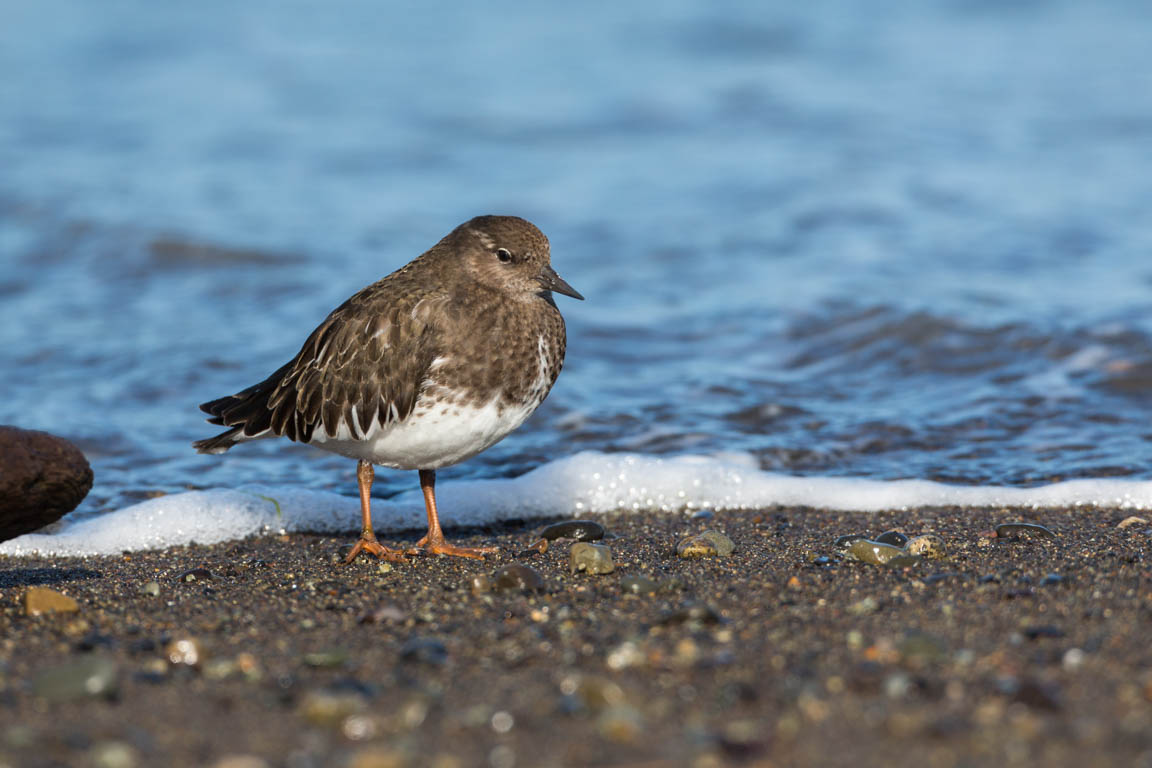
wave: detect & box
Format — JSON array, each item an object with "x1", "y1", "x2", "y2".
[{"x1": 4, "y1": 451, "x2": 1152, "y2": 557}]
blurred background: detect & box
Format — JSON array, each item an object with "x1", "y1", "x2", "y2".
[{"x1": 3, "y1": 0, "x2": 1152, "y2": 518}]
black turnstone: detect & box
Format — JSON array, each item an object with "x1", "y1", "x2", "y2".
[{"x1": 193, "y1": 215, "x2": 582, "y2": 562}]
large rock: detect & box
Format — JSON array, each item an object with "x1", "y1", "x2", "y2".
[{"x1": 0, "y1": 426, "x2": 93, "y2": 542}]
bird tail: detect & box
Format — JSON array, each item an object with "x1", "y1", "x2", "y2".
[{"x1": 192, "y1": 427, "x2": 245, "y2": 454}]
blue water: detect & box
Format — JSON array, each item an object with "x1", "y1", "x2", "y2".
[{"x1": 3, "y1": 0, "x2": 1152, "y2": 518}]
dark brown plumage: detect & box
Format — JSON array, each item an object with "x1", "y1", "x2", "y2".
[{"x1": 193, "y1": 215, "x2": 582, "y2": 562}]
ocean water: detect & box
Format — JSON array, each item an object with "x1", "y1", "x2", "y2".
[{"x1": 3, "y1": 1, "x2": 1152, "y2": 553}]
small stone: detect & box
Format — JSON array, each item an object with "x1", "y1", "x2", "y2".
[
  {"x1": 468, "y1": 574, "x2": 492, "y2": 595},
  {"x1": 175, "y1": 568, "x2": 212, "y2": 584},
  {"x1": 515, "y1": 538, "x2": 548, "y2": 558},
  {"x1": 560, "y1": 674, "x2": 627, "y2": 713},
  {"x1": 1117, "y1": 516, "x2": 1148, "y2": 529},
  {"x1": 24, "y1": 586, "x2": 79, "y2": 616},
  {"x1": 165, "y1": 637, "x2": 204, "y2": 667},
  {"x1": 203, "y1": 659, "x2": 239, "y2": 681},
  {"x1": 676, "y1": 529, "x2": 735, "y2": 558},
  {"x1": 358, "y1": 605, "x2": 406, "y2": 624},
  {"x1": 91, "y1": 740, "x2": 139, "y2": 768},
  {"x1": 491, "y1": 564, "x2": 544, "y2": 593},
  {"x1": 658, "y1": 601, "x2": 726, "y2": 626},
  {"x1": 209, "y1": 758, "x2": 270, "y2": 768},
  {"x1": 399, "y1": 637, "x2": 448, "y2": 667},
  {"x1": 31, "y1": 656, "x2": 119, "y2": 701},
  {"x1": 348, "y1": 748, "x2": 410, "y2": 768},
  {"x1": 1040, "y1": 572, "x2": 1064, "y2": 586},
  {"x1": 539, "y1": 520, "x2": 605, "y2": 542},
  {"x1": 834, "y1": 533, "x2": 868, "y2": 549},
  {"x1": 569, "y1": 542, "x2": 615, "y2": 575},
  {"x1": 995, "y1": 522, "x2": 1057, "y2": 540},
  {"x1": 905, "y1": 534, "x2": 947, "y2": 559},
  {"x1": 620, "y1": 574, "x2": 658, "y2": 595},
  {"x1": 874, "y1": 530, "x2": 909, "y2": 547},
  {"x1": 848, "y1": 539, "x2": 921, "y2": 567},
  {"x1": 302, "y1": 649, "x2": 349, "y2": 668},
  {"x1": 597, "y1": 704, "x2": 644, "y2": 743},
  {"x1": 138, "y1": 581, "x2": 161, "y2": 597},
  {"x1": 848, "y1": 597, "x2": 880, "y2": 616},
  {"x1": 300, "y1": 690, "x2": 367, "y2": 728},
  {"x1": 606, "y1": 641, "x2": 646, "y2": 670}
]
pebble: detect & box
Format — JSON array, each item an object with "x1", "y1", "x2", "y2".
[
  {"x1": 302, "y1": 649, "x2": 350, "y2": 668},
  {"x1": 620, "y1": 574, "x2": 658, "y2": 595},
  {"x1": 468, "y1": 574, "x2": 492, "y2": 595},
  {"x1": 596, "y1": 704, "x2": 644, "y2": 743},
  {"x1": 847, "y1": 539, "x2": 921, "y2": 567},
  {"x1": 569, "y1": 542, "x2": 615, "y2": 575},
  {"x1": 874, "y1": 530, "x2": 909, "y2": 547},
  {"x1": 539, "y1": 520, "x2": 606, "y2": 542},
  {"x1": 676, "y1": 529, "x2": 735, "y2": 558},
  {"x1": 399, "y1": 637, "x2": 448, "y2": 667},
  {"x1": 165, "y1": 637, "x2": 204, "y2": 667},
  {"x1": 995, "y1": 522, "x2": 1057, "y2": 540},
  {"x1": 299, "y1": 689, "x2": 367, "y2": 727},
  {"x1": 137, "y1": 581, "x2": 161, "y2": 597},
  {"x1": 659, "y1": 602, "x2": 726, "y2": 626},
  {"x1": 24, "y1": 586, "x2": 79, "y2": 616},
  {"x1": 1040, "y1": 572, "x2": 1064, "y2": 586},
  {"x1": 834, "y1": 534, "x2": 868, "y2": 549},
  {"x1": 90, "y1": 740, "x2": 139, "y2": 768},
  {"x1": 491, "y1": 564, "x2": 544, "y2": 593},
  {"x1": 848, "y1": 597, "x2": 880, "y2": 616},
  {"x1": 1117, "y1": 516, "x2": 1148, "y2": 529},
  {"x1": 209, "y1": 758, "x2": 271, "y2": 768},
  {"x1": 560, "y1": 674, "x2": 627, "y2": 713},
  {"x1": 31, "y1": 656, "x2": 119, "y2": 702},
  {"x1": 176, "y1": 568, "x2": 212, "y2": 584},
  {"x1": 904, "y1": 534, "x2": 947, "y2": 559}
]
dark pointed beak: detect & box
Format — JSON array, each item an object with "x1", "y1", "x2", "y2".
[{"x1": 538, "y1": 264, "x2": 584, "y2": 300}]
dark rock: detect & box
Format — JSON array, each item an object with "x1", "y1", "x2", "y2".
[
  {"x1": 834, "y1": 534, "x2": 868, "y2": 549},
  {"x1": 659, "y1": 601, "x2": 726, "y2": 626},
  {"x1": 1040, "y1": 572, "x2": 1064, "y2": 586},
  {"x1": 539, "y1": 520, "x2": 606, "y2": 542},
  {"x1": 0, "y1": 426, "x2": 93, "y2": 542},
  {"x1": 875, "y1": 530, "x2": 909, "y2": 547},
  {"x1": 1023, "y1": 625, "x2": 1065, "y2": 640},
  {"x1": 175, "y1": 568, "x2": 212, "y2": 584},
  {"x1": 995, "y1": 522, "x2": 1057, "y2": 540}
]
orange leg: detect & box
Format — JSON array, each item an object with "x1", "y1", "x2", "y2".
[
  {"x1": 408, "y1": 469, "x2": 498, "y2": 559},
  {"x1": 344, "y1": 460, "x2": 406, "y2": 564}
]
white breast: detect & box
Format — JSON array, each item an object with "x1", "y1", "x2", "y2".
[{"x1": 307, "y1": 338, "x2": 554, "y2": 470}]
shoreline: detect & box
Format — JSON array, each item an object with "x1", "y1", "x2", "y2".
[{"x1": 2, "y1": 505, "x2": 1151, "y2": 767}]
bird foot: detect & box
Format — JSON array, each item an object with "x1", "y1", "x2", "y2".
[
  {"x1": 407, "y1": 536, "x2": 498, "y2": 560},
  {"x1": 344, "y1": 533, "x2": 406, "y2": 564}
]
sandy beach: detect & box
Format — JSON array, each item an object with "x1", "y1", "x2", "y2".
[{"x1": 2, "y1": 506, "x2": 1150, "y2": 767}]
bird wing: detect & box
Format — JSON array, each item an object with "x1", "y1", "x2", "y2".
[{"x1": 201, "y1": 287, "x2": 446, "y2": 444}]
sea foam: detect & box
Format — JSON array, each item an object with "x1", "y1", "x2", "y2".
[{"x1": 4, "y1": 450, "x2": 1152, "y2": 557}]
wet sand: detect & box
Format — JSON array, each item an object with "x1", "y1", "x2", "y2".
[{"x1": 2, "y1": 506, "x2": 1151, "y2": 768}]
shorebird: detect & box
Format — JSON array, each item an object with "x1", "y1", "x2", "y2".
[{"x1": 193, "y1": 215, "x2": 582, "y2": 562}]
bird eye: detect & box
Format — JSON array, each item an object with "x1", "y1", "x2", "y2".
[{"x1": 496, "y1": 248, "x2": 513, "y2": 263}]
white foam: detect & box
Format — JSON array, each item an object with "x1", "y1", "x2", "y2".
[{"x1": 4, "y1": 450, "x2": 1152, "y2": 557}]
